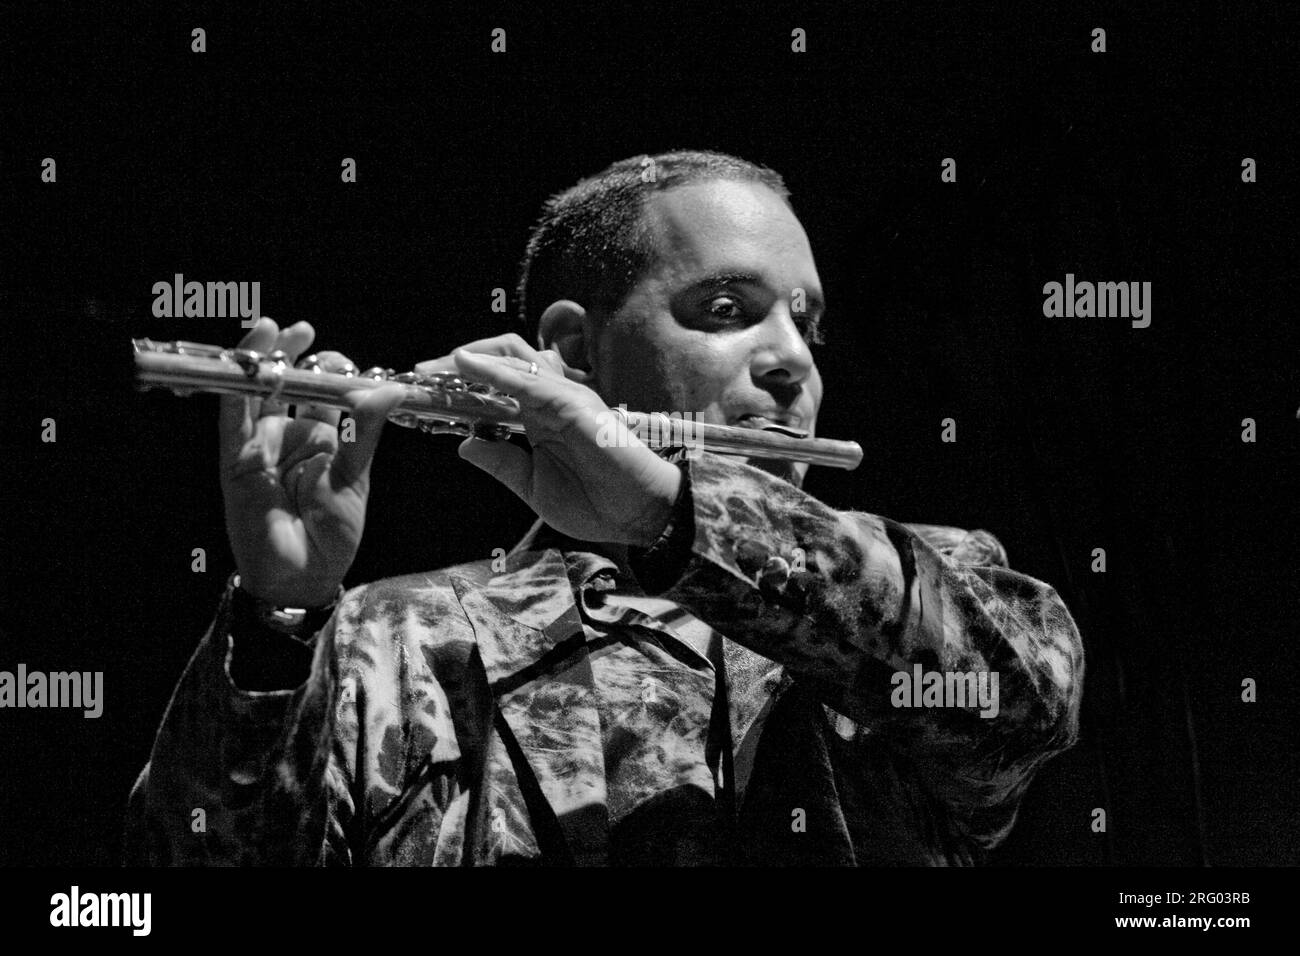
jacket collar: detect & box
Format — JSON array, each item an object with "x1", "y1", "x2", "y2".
[{"x1": 508, "y1": 518, "x2": 629, "y2": 587}]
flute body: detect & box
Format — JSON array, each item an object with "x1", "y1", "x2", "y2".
[{"x1": 132, "y1": 338, "x2": 863, "y2": 470}]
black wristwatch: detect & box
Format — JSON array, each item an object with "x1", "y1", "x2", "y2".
[
  {"x1": 228, "y1": 573, "x2": 343, "y2": 644},
  {"x1": 629, "y1": 462, "x2": 696, "y2": 592}
]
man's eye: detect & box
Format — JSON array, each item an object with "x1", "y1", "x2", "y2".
[{"x1": 707, "y1": 297, "x2": 745, "y2": 319}]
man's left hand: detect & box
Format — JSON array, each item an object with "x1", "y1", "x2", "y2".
[{"x1": 415, "y1": 336, "x2": 681, "y2": 547}]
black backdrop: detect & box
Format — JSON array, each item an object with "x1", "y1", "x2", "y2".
[{"x1": 3, "y1": 1, "x2": 1296, "y2": 867}]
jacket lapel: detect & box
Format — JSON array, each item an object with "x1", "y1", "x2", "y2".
[
  {"x1": 721, "y1": 639, "x2": 790, "y2": 805},
  {"x1": 449, "y1": 549, "x2": 610, "y2": 864}
]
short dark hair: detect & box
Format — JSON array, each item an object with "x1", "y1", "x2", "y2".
[{"x1": 516, "y1": 149, "x2": 792, "y2": 344}]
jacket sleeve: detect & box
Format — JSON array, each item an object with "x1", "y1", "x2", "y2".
[
  {"x1": 644, "y1": 453, "x2": 1085, "y2": 848},
  {"x1": 124, "y1": 581, "x2": 357, "y2": 865}
]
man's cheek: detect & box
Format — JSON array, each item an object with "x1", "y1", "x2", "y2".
[{"x1": 644, "y1": 353, "x2": 706, "y2": 413}]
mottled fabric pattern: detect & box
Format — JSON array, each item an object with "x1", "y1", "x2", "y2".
[{"x1": 125, "y1": 453, "x2": 1084, "y2": 866}]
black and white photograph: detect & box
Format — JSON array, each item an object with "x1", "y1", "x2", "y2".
[{"x1": 3, "y1": 0, "x2": 1295, "y2": 938}]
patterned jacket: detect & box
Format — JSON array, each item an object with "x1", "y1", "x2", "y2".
[{"x1": 125, "y1": 453, "x2": 1084, "y2": 865}]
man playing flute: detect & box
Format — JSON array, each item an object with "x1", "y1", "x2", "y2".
[{"x1": 126, "y1": 150, "x2": 1084, "y2": 865}]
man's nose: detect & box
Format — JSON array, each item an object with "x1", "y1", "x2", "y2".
[{"x1": 750, "y1": 307, "x2": 815, "y2": 386}]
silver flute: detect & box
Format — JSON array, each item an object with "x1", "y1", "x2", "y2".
[{"x1": 132, "y1": 338, "x2": 864, "y2": 470}]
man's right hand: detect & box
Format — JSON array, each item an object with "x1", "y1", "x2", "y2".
[{"x1": 219, "y1": 318, "x2": 408, "y2": 608}]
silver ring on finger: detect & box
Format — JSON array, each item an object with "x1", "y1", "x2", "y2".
[{"x1": 527, "y1": 361, "x2": 539, "y2": 376}]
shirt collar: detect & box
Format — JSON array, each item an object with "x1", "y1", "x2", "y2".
[{"x1": 508, "y1": 519, "x2": 633, "y2": 590}]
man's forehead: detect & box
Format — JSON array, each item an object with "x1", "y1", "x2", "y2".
[{"x1": 641, "y1": 179, "x2": 814, "y2": 280}]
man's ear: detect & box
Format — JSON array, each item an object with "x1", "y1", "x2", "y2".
[{"x1": 537, "y1": 299, "x2": 594, "y2": 372}]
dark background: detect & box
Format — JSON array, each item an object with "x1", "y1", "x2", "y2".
[{"x1": 2, "y1": 2, "x2": 1295, "y2": 866}]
